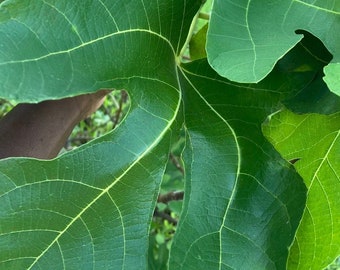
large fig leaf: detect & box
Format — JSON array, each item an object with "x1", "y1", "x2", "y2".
[
  {"x1": 0, "y1": 0, "x2": 337, "y2": 269},
  {"x1": 0, "y1": 37, "x2": 184, "y2": 267},
  {"x1": 206, "y1": 0, "x2": 340, "y2": 95},
  {"x1": 0, "y1": 0, "x2": 199, "y2": 268},
  {"x1": 169, "y1": 57, "x2": 309, "y2": 269},
  {"x1": 263, "y1": 110, "x2": 340, "y2": 269}
]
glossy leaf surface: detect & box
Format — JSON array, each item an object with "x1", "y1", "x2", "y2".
[{"x1": 169, "y1": 53, "x2": 312, "y2": 269}]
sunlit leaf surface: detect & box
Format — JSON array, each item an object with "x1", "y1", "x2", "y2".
[{"x1": 263, "y1": 110, "x2": 340, "y2": 269}]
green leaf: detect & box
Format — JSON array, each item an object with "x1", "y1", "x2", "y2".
[
  {"x1": 0, "y1": 0, "x2": 338, "y2": 269},
  {"x1": 0, "y1": 0, "x2": 200, "y2": 268},
  {"x1": 277, "y1": 31, "x2": 340, "y2": 115},
  {"x1": 189, "y1": 23, "x2": 208, "y2": 60},
  {"x1": 0, "y1": 0, "x2": 200, "y2": 102},
  {"x1": 168, "y1": 50, "x2": 315, "y2": 268},
  {"x1": 262, "y1": 110, "x2": 340, "y2": 269},
  {"x1": 206, "y1": 0, "x2": 340, "y2": 95},
  {"x1": 324, "y1": 63, "x2": 340, "y2": 96},
  {"x1": 0, "y1": 82, "x2": 182, "y2": 268}
]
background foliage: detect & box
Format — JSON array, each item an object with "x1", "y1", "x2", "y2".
[{"x1": 0, "y1": 0, "x2": 339, "y2": 269}]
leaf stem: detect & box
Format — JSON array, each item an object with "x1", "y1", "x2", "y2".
[{"x1": 177, "y1": 11, "x2": 200, "y2": 62}]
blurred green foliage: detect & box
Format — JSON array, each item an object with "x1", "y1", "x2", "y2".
[
  {"x1": 149, "y1": 135, "x2": 185, "y2": 269},
  {"x1": 0, "y1": 99, "x2": 14, "y2": 118}
]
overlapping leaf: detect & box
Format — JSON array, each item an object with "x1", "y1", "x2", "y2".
[
  {"x1": 0, "y1": 60, "x2": 183, "y2": 268},
  {"x1": 0, "y1": 0, "x2": 200, "y2": 268},
  {"x1": 0, "y1": 0, "x2": 338, "y2": 269},
  {"x1": 207, "y1": 0, "x2": 340, "y2": 95},
  {"x1": 263, "y1": 110, "x2": 340, "y2": 269},
  {"x1": 324, "y1": 64, "x2": 340, "y2": 96},
  {"x1": 169, "y1": 55, "x2": 311, "y2": 269},
  {"x1": 169, "y1": 32, "x2": 339, "y2": 269}
]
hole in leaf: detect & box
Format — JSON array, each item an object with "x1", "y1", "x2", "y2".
[{"x1": 63, "y1": 89, "x2": 130, "y2": 152}]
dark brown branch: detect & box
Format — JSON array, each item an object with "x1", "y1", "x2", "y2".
[
  {"x1": 169, "y1": 153, "x2": 184, "y2": 175},
  {"x1": 153, "y1": 208, "x2": 178, "y2": 225},
  {"x1": 158, "y1": 191, "x2": 184, "y2": 204}
]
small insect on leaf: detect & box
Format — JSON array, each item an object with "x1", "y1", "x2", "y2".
[{"x1": 289, "y1": 158, "x2": 301, "y2": 164}]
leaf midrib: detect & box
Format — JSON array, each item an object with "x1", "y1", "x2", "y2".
[
  {"x1": 308, "y1": 130, "x2": 340, "y2": 191},
  {"x1": 179, "y1": 68, "x2": 241, "y2": 270}
]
